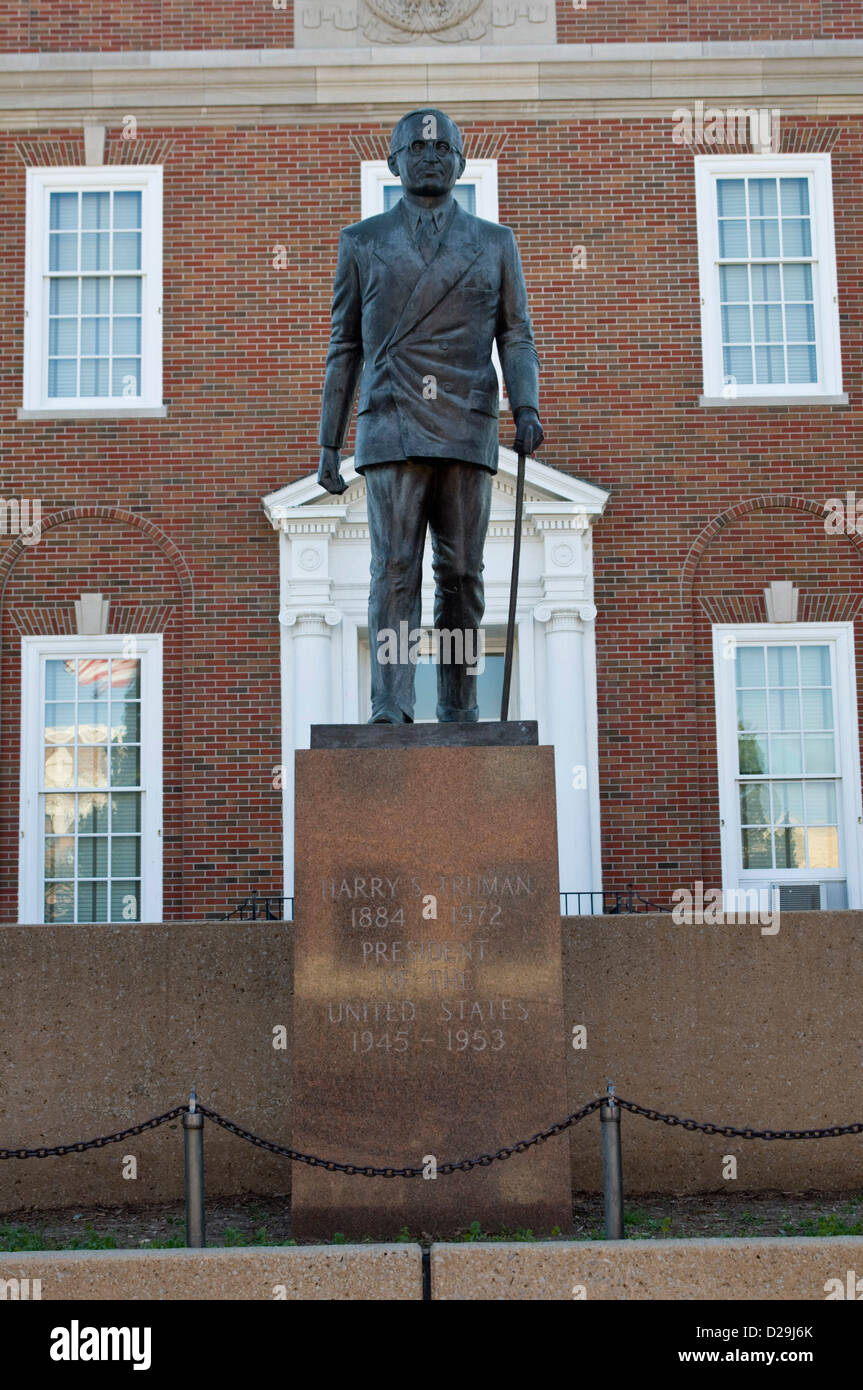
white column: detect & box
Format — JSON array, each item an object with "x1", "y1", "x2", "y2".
[
  {"x1": 283, "y1": 610, "x2": 341, "y2": 752},
  {"x1": 535, "y1": 602, "x2": 599, "y2": 902}
]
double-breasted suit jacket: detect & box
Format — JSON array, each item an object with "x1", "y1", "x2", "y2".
[{"x1": 318, "y1": 198, "x2": 540, "y2": 472}]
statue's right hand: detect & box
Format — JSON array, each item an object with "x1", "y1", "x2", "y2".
[{"x1": 318, "y1": 447, "x2": 347, "y2": 495}]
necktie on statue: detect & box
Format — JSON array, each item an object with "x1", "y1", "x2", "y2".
[{"x1": 416, "y1": 210, "x2": 438, "y2": 266}]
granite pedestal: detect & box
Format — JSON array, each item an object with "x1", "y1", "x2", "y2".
[{"x1": 292, "y1": 723, "x2": 570, "y2": 1240}]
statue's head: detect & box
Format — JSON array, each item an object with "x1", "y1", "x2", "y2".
[{"x1": 387, "y1": 108, "x2": 466, "y2": 199}]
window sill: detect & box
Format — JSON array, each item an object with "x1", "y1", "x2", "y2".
[
  {"x1": 698, "y1": 393, "x2": 849, "y2": 408},
  {"x1": 17, "y1": 405, "x2": 168, "y2": 420}
]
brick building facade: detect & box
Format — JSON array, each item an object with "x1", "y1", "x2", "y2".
[{"x1": 1, "y1": 5, "x2": 862, "y2": 922}]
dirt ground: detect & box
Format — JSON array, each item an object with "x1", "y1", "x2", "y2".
[{"x1": 1, "y1": 1189, "x2": 861, "y2": 1249}]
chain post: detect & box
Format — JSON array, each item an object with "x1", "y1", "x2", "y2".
[
  {"x1": 601, "y1": 1080, "x2": 624, "y2": 1240},
  {"x1": 183, "y1": 1088, "x2": 206, "y2": 1248}
]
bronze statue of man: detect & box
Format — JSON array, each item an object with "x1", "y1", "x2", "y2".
[{"x1": 317, "y1": 107, "x2": 544, "y2": 724}]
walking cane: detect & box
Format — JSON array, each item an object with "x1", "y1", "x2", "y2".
[{"x1": 500, "y1": 449, "x2": 526, "y2": 721}]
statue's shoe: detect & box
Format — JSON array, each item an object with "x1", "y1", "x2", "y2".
[{"x1": 368, "y1": 709, "x2": 413, "y2": 724}]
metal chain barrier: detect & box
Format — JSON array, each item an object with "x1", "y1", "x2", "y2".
[
  {"x1": 3, "y1": 1094, "x2": 860, "y2": 1168},
  {"x1": 0, "y1": 1106, "x2": 188, "y2": 1161},
  {"x1": 614, "y1": 1098, "x2": 863, "y2": 1141}
]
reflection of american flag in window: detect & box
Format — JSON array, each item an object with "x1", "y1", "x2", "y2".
[{"x1": 64, "y1": 658, "x2": 138, "y2": 694}]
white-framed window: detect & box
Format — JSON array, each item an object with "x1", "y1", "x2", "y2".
[
  {"x1": 22, "y1": 166, "x2": 163, "y2": 415},
  {"x1": 360, "y1": 159, "x2": 499, "y2": 222},
  {"x1": 713, "y1": 623, "x2": 863, "y2": 909},
  {"x1": 695, "y1": 154, "x2": 844, "y2": 402},
  {"x1": 18, "y1": 635, "x2": 163, "y2": 924}
]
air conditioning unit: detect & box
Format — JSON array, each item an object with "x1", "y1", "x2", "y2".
[{"x1": 770, "y1": 881, "x2": 847, "y2": 911}]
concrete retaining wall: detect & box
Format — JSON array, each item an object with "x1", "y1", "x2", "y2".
[
  {"x1": 2, "y1": 1239, "x2": 861, "y2": 1301},
  {"x1": 1, "y1": 913, "x2": 861, "y2": 1211}
]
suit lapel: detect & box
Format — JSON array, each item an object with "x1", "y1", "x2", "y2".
[{"x1": 383, "y1": 203, "x2": 483, "y2": 346}]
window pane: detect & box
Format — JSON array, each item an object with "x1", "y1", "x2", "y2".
[
  {"x1": 78, "y1": 792, "x2": 109, "y2": 833},
  {"x1": 722, "y1": 305, "x2": 751, "y2": 344},
  {"x1": 770, "y1": 734, "x2": 802, "y2": 774},
  {"x1": 772, "y1": 781, "x2": 804, "y2": 825},
  {"x1": 111, "y1": 700, "x2": 140, "y2": 743},
  {"x1": 748, "y1": 178, "x2": 778, "y2": 216},
  {"x1": 784, "y1": 303, "x2": 815, "y2": 341},
  {"x1": 44, "y1": 702, "x2": 75, "y2": 744},
  {"x1": 77, "y1": 747, "x2": 109, "y2": 787},
  {"x1": 113, "y1": 277, "x2": 142, "y2": 313},
  {"x1": 752, "y1": 304, "x2": 783, "y2": 341},
  {"x1": 111, "y1": 745, "x2": 140, "y2": 786},
  {"x1": 111, "y1": 793, "x2": 141, "y2": 832},
  {"x1": 780, "y1": 177, "x2": 809, "y2": 216},
  {"x1": 774, "y1": 826, "x2": 805, "y2": 868},
  {"x1": 739, "y1": 734, "x2": 767, "y2": 774},
  {"x1": 781, "y1": 220, "x2": 811, "y2": 257},
  {"x1": 807, "y1": 827, "x2": 839, "y2": 868},
  {"x1": 81, "y1": 231, "x2": 110, "y2": 270},
  {"x1": 77, "y1": 702, "x2": 109, "y2": 744},
  {"x1": 48, "y1": 359, "x2": 77, "y2": 396},
  {"x1": 720, "y1": 265, "x2": 749, "y2": 301},
  {"x1": 755, "y1": 345, "x2": 785, "y2": 384},
  {"x1": 800, "y1": 688, "x2": 833, "y2": 730},
  {"x1": 80, "y1": 318, "x2": 110, "y2": 354},
  {"x1": 113, "y1": 191, "x2": 142, "y2": 228},
  {"x1": 804, "y1": 734, "x2": 835, "y2": 774},
  {"x1": 806, "y1": 781, "x2": 837, "y2": 825},
  {"x1": 79, "y1": 359, "x2": 109, "y2": 396},
  {"x1": 718, "y1": 220, "x2": 748, "y2": 257},
  {"x1": 768, "y1": 688, "x2": 800, "y2": 730},
  {"x1": 723, "y1": 346, "x2": 753, "y2": 383},
  {"x1": 44, "y1": 793, "x2": 76, "y2": 834},
  {"x1": 50, "y1": 191, "x2": 78, "y2": 230},
  {"x1": 113, "y1": 231, "x2": 141, "y2": 270},
  {"x1": 45, "y1": 837, "x2": 75, "y2": 877},
  {"x1": 782, "y1": 264, "x2": 812, "y2": 300},
  {"x1": 739, "y1": 783, "x2": 770, "y2": 824},
  {"x1": 111, "y1": 837, "x2": 141, "y2": 876},
  {"x1": 737, "y1": 689, "x2": 766, "y2": 729},
  {"x1": 77, "y1": 836, "x2": 108, "y2": 876},
  {"x1": 48, "y1": 319, "x2": 78, "y2": 355},
  {"x1": 111, "y1": 359, "x2": 141, "y2": 396},
  {"x1": 50, "y1": 279, "x2": 78, "y2": 314},
  {"x1": 81, "y1": 191, "x2": 110, "y2": 229},
  {"x1": 717, "y1": 179, "x2": 746, "y2": 216},
  {"x1": 752, "y1": 265, "x2": 781, "y2": 300},
  {"x1": 767, "y1": 646, "x2": 798, "y2": 686},
  {"x1": 750, "y1": 219, "x2": 780, "y2": 257},
  {"x1": 735, "y1": 646, "x2": 765, "y2": 687},
  {"x1": 44, "y1": 746, "x2": 75, "y2": 788},
  {"x1": 77, "y1": 881, "x2": 108, "y2": 923},
  {"x1": 45, "y1": 882, "x2": 75, "y2": 923},
  {"x1": 800, "y1": 645, "x2": 830, "y2": 686},
  {"x1": 112, "y1": 317, "x2": 141, "y2": 354},
  {"x1": 787, "y1": 345, "x2": 817, "y2": 384},
  {"x1": 81, "y1": 277, "x2": 111, "y2": 314},
  {"x1": 741, "y1": 827, "x2": 772, "y2": 868},
  {"x1": 111, "y1": 881, "x2": 141, "y2": 921}
]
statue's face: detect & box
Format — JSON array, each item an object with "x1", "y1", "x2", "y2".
[{"x1": 387, "y1": 112, "x2": 466, "y2": 198}]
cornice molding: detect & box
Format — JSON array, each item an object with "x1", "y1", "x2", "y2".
[{"x1": 2, "y1": 42, "x2": 863, "y2": 125}]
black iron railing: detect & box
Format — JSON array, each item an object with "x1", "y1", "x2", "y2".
[{"x1": 222, "y1": 888, "x2": 671, "y2": 921}]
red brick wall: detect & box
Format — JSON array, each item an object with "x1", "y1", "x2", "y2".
[
  {"x1": 557, "y1": 0, "x2": 863, "y2": 43},
  {"x1": 1, "y1": 113, "x2": 861, "y2": 914},
  {"x1": 1, "y1": 0, "x2": 861, "y2": 50}
]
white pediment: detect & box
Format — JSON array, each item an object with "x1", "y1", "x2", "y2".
[{"x1": 262, "y1": 448, "x2": 609, "y2": 529}]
